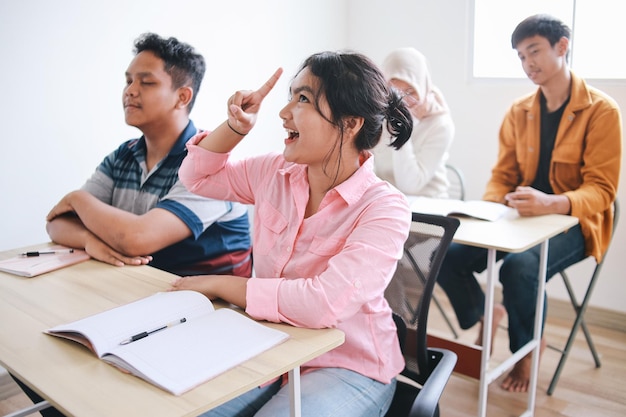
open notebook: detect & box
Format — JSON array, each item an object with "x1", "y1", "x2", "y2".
[
  {"x1": 409, "y1": 197, "x2": 514, "y2": 222},
  {"x1": 45, "y1": 290, "x2": 290, "y2": 395}
]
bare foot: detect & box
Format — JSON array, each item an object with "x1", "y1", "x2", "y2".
[
  {"x1": 501, "y1": 337, "x2": 547, "y2": 392},
  {"x1": 475, "y1": 303, "x2": 506, "y2": 353}
]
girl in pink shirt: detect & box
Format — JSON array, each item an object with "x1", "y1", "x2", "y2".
[{"x1": 174, "y1": 51, "x2": 413, "y2": 417}]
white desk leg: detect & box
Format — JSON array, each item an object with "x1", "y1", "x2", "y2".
[
  {"x1": 478, "y1": 248, "x2": 497, "y2": 417},
  {"x1": 4, "y1": 401, "x2": 50, "y2": 417},
  {"x1": 288, "y1": 366, "x2": 302, "y2": 417},
  {"x1": 523, "y1": 239, "x2": 548, "y2": 416}
]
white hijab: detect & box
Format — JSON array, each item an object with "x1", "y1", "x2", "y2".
[{"x1": 382, "y1": 47, "x2": 449, "y2": 120}]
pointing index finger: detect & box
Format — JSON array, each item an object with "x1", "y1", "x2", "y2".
[{"x1": 256, "y1": 67, "x2": 283, "y2": 99}]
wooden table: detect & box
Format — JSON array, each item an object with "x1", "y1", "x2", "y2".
[
  {"x1": 427, "y1": 211, "x2": 578, "y2": 417},
  {"x1": 0, "y1": 244, "x2": 344, "y2": 417}
]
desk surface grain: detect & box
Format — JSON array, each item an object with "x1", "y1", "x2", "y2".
[{"x1": 0, "y1": 244, "x2": 344, "y2": 417}]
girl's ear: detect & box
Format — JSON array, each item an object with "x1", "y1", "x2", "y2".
[{"x1": 343, "y1": 116, "x2": 364, "y2": 140}]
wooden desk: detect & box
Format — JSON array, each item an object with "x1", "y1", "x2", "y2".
[
  {"x1": 428, "y1": 211, "x2": 578, "y2": 417},
  {"x1": 0, "y1": 245, "x2": 344, "y2": 417}
]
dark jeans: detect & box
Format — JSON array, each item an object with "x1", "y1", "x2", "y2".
[{"x1": 437, "y1": 224, "x2": 585, "y2": 352}]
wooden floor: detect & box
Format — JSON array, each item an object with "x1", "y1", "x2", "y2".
[
  {"x1": 2, "y1": 291, "x2": 625, "y2": 417},
  {"x1": 431, "y1": 289, "x2": 626, "y2": 417}
]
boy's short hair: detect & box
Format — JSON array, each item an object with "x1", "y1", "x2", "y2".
[
  {"x1": 511, "y1": 14, "x2": 571, "y2": 50},
  {"x1": 133, "y1": 33, "x2": 206, "y2": 112}
]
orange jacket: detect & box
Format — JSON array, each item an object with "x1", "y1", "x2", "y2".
[{"x1": 484, "y1": 72, "x2": 622, "y2": 261}]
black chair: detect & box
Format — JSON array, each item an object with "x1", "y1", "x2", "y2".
[
  {"x1": 384, "y1": 212, "x2": 459, "y2": 417},
  {"x1": 425, "y1": 164, "x2": 468, "y2": 340},
  {"x1": 547, "y1": 198, "x2": 620, "y2": 395}
]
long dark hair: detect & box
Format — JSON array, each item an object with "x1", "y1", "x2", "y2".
[{"x1": 295, "y1": 51, "x2": 413, "y2": 185}]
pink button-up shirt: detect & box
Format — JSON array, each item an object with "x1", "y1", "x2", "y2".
[{"x1": 179, "y1": 132, "x2": 410, "y2": 383}]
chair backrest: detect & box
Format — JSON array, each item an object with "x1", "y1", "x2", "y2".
[
  {"x1": 597, "y1": 197, "x2": 620, "y2": 268},
  {"x1": 611, "y1": 198, "x2": 619, "y2": 238},
  {"x1": 385, "y1": 212, "x2": 459, "y2": 384},
  {"x1": 445, "y1": 164, "x2": 466, "y2": 200},
  {"x1": 597, "y1": 197, "x2": 620, "y2": 264}
]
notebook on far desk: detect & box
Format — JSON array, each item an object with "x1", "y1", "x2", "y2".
[
  {"x1": 408, "y1": 197, "x2": 514, "y2": 222},
  {"x1": 0, "y1": 245, "x2": 90, "y2": 277}
]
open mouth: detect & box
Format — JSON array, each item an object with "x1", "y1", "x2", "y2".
[{"x1": 287, "y1": 129, "x2": 299, "y2": 140}]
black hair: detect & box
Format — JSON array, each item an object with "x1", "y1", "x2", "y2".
[
  {"x1": 133, "y1": 33, "x2": 206, "y2": 112},
  {"x1": 294, "y1": 51, "x2": 412, "y2": 188},
  {"x1": 298, "y1": 51, "x2": 412, "y2": 153},
  {"x1": 511, "y1": 14, "x2": 571, "y2": 51}
]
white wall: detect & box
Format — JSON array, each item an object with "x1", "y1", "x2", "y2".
[
  {"x1": 1, "y1": 0, "x2": 624, "y2": 314},
  {"x1": 0, "y1": 0, "x2": 347, "y2": 246}
]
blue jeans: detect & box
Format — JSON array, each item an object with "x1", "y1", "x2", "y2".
[
  {"x1": 200, "y1": 368, "x2": 396, "y2": 417},
  {"x1": 437, "y1": 224, "x2": 585, "y2": 352}
]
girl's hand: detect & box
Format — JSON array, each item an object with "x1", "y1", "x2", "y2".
[
  {"x1": 226, "y1": 67, "x2": 283, "y2": 135},
  {"x1": 169, "y1": 275, "x2": 248, "y2": 308}
]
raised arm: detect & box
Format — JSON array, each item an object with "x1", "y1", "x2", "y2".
[{"x1": 194, "y1": 68, "x2": 283, "y2": 153}]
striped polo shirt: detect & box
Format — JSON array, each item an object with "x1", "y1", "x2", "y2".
[{"x1": 82, "y1": 120, "x2": 251, "y2": 276}]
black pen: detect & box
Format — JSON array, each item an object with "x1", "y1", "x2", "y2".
[
  {"x1": 20, "y1": 249, "x2": 75, "y2": 257},
  {"x1": 119, "y1": 318, "x2": 187, "y2": 345}
]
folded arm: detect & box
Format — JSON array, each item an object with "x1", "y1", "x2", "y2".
[
  {"x1": 46, "y1": 190, "x2": 191, "y2": 257},
  {"x1": 46, "y1": 214, "x2": 152, "y2": 266}
]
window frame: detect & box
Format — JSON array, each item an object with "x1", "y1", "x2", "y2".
[{"x1": 470, "y1": 0, "x2": 626, "y2": 83}]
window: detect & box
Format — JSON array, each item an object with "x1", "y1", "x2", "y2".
[{"x1": 472, "y1": 0, "x2": 626, "y2": 79}]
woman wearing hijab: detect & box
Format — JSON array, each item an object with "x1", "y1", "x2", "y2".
[{"x1": 373, "y1": 47, "x2": 455, "y2": 197}]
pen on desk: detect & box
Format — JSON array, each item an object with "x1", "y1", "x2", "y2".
[
  {"x1": 119, "y1": 318, "x2": 187, "y2": 345},
  {"x1": 20, "y1": 249, "x2": 75, "y2": 257}
]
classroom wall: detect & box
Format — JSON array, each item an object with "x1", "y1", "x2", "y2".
[
  {"x1": 0, "y1": 0, "x2": 347, "y2": 244},
  {"x1": 1, "y1": 0, "x2": 624, "y2": 314}
]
